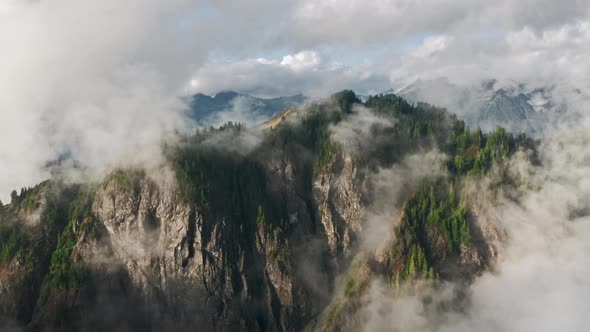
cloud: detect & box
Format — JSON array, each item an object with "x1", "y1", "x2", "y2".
[
  {"x1": 326, "y1": 105, "x2": 448, "y2": 255},
  {"x1": 360, "y1": 150, "x2": 448, "y2": 254},
  {"x1": 354, "y1": 117, "x2": 590, "y2": 332},
  {"x1": 290, "y1": 0, "x2": 589, "y2": 46},
  {"x1": 0, "y1": 0, "x2": 209, "y2": 201},
  {"x1": 329, "y1": 105, "x2": 396, "y2": 153},
  {"x1": 280, "y1": 50, "x2": 323, "y2": 71},
  {"x1": 391, "y1": 20, "x2": 590, "y2": 92},
  {"x1": 3, "y1": 1, "x2": 590, "y2": 329},
  {"x1": 451, "y1": 124, "x2": 590, "y2": 331},
  {"x1": 200, "y1": 95, "x2": 270, "y2": 127},
  {"x1": 188, "y1": 51, "x2": 389, "y2": 97},
  {"x1": 184, "y1": 1, "x2": 590, "y2": 110}
]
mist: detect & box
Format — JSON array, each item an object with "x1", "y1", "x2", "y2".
[
  {"x1": 0, "y1": 0, "x2": 209, "y2": 202},
  {"x1": 360, "y1": 150, "x2": 448, "y2": 254},
  {"x1": 353, "y1": 110, "x2": 590, "y2": 332},
  {"x1": 2, "y1": 1, "x2": 590, "y2": 331},
  {"x1": 200, "y1": 96, "x2": 271, "y2": 128},
  {"x1": 317, "y1": 71, "x2": 590, "y2": 332}
]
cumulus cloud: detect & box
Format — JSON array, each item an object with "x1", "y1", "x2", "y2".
[
  {"x1": 280, "y1": 50, "x2": 323, "y2": 72},
  {"x1": 188, "y1": 51, "x2": 389, "y2": 97},
  {"x1": 185, "y1": 1, "x2": 590, "y2": 111}
]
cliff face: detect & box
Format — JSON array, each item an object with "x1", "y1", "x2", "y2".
[
  {"x1": 313, "y1": 151, "x2": 365, "y2": 258},
  {"x1": 0, "y1": 169, "x2": 501, "y2": 332},
  {"x1": 88, "y1": 174, "x2": 299, "y2": 330},
  {"x1": 312, "y1": 194, "x2": 505, "y2": 332},
  {"x1": 0, "y1": 148, "x2": 366, "y2": 331},
  {"x1": 0, "y1": 92, "x2": 534, "y2": 331}
]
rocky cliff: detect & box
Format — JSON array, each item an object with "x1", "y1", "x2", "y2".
[{"x1": 0, "y1": 91, "x2": 535, "y2": 331}]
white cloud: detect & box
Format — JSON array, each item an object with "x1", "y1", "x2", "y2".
[
  {"x1": 184, "y1": 1, "x2": 590, "y2": 106},
  {"x1": 290, "y1": 0, "x2": 589, "y2": 46},
  {"x1": 356, "y1": 115, "x2": 590, "y2": 332},
  {"x1": 410, "y1": 35, "x2": 453, "y2": 58},
  {"x1": 2, "y1": 0, "x2": 590, "y2": 330},
  {"x1": 187, "y1": 51, "x2": 389, "y2": 98},
  {"x1": 2, "y1": 0, "x2": 589, "y2": 204},
  {"x1": 329, "y1": 105, "x2": 396, "y2": 153},
  {"x1": 280, "y1": 50, "x2": 322, "y2": 71},
  {"x1": 390, "y1": 18, "x2": 590, "y2": 98},
  {"x1": 0, "y1": 0, "x2": 206, "y2": 201},
  {"x1": 200, "y1": 95, "x2": 269, "y2": 127}
]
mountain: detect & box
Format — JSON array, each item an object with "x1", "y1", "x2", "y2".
[
  {"x1": 0, "y1": 91, "x2": 537, "y2": 331},
  {"x1": 189, "y1": 91, "x2": 307, "y2": 126},
  {"x1": 393, "y1": 78, "x2": 568, "y2": 136}
]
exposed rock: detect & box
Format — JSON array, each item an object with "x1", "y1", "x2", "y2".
[
  {"x1": 0, "y1": 90, "x2": 531, "y2": 331},
  {"x1": 313, "y1": 152, "x2": 365, "y2": 257}
]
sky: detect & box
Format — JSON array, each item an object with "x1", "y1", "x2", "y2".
[
  {"x1": 187, "y1": 0, "x2": 590, "y2": 97},
  {"x1": 2, "y1": 2, "x2": 590, "y2": 331},
  {"x1": 0, "y1": 0, "x2": 589, "y2": 200}
]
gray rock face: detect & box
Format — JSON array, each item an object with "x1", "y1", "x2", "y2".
[
  {"x1": 0, "y1": 253, "x2": 31, "y2": 320},
  {"x1": 313, "y1": 152, "x2": 365, "y2": 258},
  {"x1": 0, "y1": 145, "x2": 513, "y2": 331},
  {"x1": 88, "y1": 174, "x2": 303, "y2": 329},
  {"x1": 0, "y1": 86, "x2": 540, "y2": 331},
  {"x1": 93, "y1": 178, "x2": 197, "y2": 291},
  {"x1": 69, "y1": 143, "x2": 369, "y2": 329}
]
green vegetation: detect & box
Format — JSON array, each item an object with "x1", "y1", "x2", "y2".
[
  {"x1": 38, "y1": 186, "x2": 96, "y2": 305},
  {"x1": 325, "y1": 301, "x2": 343, "y2": 327},
  {"x1": 397, "y1": 244, "x2": 436, "y2": 281},
  {"x1": 0, "y1": 182, "x2": 96, "y2": 325},
  {"x1": 0, "y1": 183, "x2": 51, "y2": 262},
  {"x1": 107, "y1": 169, "x2": 145, "y2": 194},
  {"x1": 7, "y1": 181, "x2": 50, "y2": 211},
  {"x1": 167, "y1": 123, "x2": 281, "y2": 268},
  {"x1": 404, "y1": 179, "x2": 468, "y2": 249},
  {"x1": 366, "y1": 95, "x2": 455, "y2": 144},
  {"x1": 262, "y1": 90, "x2": 352, "y2": 180},
  {"x1": 0, "y1": 221, "x2": 26, "y2": 262},
  {"x1": 170, "y1": 91, "x2": 535, "y2": 288},
  {"x1": 313, "y1": 140, "x2": 340, "y2": 178},
  {"x1": 391, "y1": 178, "x2": 469, "y2": 282},
  {"x1": 256, "y1": 206, "x2": 265, "y2": 227},
  {"x1": 0, "y1": 89, "x2": 541, "y2": 330},
  {"x1": 331, "y1": 90, "x2": 359, "y2": 114},
  {"x1": 364, "y1": 94, "x2": 536, "y2": 174},
  {"x1": 41, "y1": 225, "x2": 83, "y2": 296},
  {"x1": 448, "y1": 125, "x2": 536, "y2": 175},
  {"x1": 343, "y1": 259, "x2": 363, "y2": 298}
]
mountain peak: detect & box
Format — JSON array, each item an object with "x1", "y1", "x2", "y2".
[{"x1": 214, "y1": 90, "x2": 240, "y2": 100}]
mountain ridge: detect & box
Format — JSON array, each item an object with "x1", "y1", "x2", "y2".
[
  {"x1": 0, "y1": 91, "x2": 537, "y2": 331},
  {"x1": 189, "y1": 90, "x2": 307, "y2": 126},
  {"x1": 389, "y1": 78, "x2": 582, "y2": 137}
]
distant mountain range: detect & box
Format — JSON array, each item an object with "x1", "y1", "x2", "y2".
[
  {"x1": 189, "y1": 80, "x2": 580, "y2": 136},
  {"x1": 188, "y1": 91, "x2": 307, "y2": 126},
  {"x1": 392, "y1": 78, "x2": 573, "y2": 136}
]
